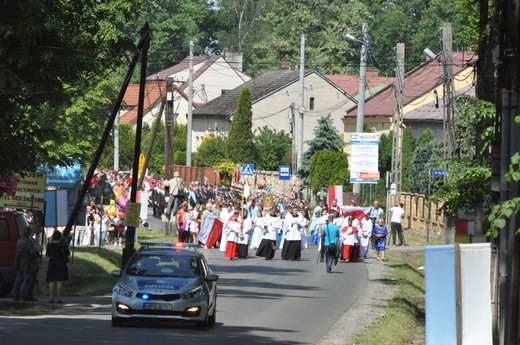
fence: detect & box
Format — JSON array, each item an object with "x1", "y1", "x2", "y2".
[{"x1": 400, "y1": 192, "x2": 444, "y2": 233}]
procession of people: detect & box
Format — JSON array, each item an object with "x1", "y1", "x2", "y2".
[{"x1": 68, "y1": 168, "x2": 400, "y2": 275}]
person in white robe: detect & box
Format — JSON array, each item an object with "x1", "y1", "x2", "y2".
[
  {"x1": 356, "y1": 214, "x2": 373, "y2": 258},
  {"x1": 236, "y1": 208, "x2": 252, "y2": 258},
  {"x1": 256, "y1": 208, "x2": 282, "y2": 260},
  {"x1": 250, "y1": 210, "x2": 265, "y2": 249},
  {"x1": 281, "y1": 207, "x2": 304, "y2": 261},
  {"x1": 219, "y1": 204, "x2": 233, "y2": 252}
]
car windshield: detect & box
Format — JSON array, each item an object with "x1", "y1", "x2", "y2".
[{"x1": 126, "y1": 253, "x2": 200, "y2": 278}]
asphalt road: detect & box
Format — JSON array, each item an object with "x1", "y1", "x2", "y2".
[{"x1": 0, "y1": 220, "x2": 368, "y2": 345}]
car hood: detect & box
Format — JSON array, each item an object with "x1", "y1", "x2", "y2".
[{"x1": 120, "y1": 275, "x2": 199, "y2": 293}]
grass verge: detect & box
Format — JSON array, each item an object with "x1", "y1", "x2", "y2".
[
  {"x1": 350, "y1": 229, "x2": 432, "y2": 345},
  {"x1": 351, "y1": 250, "x2": 425, "y2": 345}
]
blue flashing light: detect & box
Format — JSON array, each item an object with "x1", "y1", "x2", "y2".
[{"x1": 142, "y1": 293, "x2": 150, "y2": 300}]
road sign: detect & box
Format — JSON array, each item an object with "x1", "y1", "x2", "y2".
[
  {"x1": 241, "y1": 164, "x2": 255, "y2": 176},
  {"x1": 430, "y1": 169, "x2": 447, "y2": 177},
  {"x1": 279, "y1": 165, "x2": 291, "y2": 181}
]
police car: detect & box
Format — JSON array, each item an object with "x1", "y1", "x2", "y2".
[{"x1": 111, "y1": 242, "x2": 218, "y2": 328}]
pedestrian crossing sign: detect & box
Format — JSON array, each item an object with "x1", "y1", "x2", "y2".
[{"x1": 241, "y1": 164, "x2": 255, "y2": 176}]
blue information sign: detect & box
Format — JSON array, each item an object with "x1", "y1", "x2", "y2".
[
  {"x1": 241, "y1": 164, "x2": 255, "y2": 176},
  {"x1": 279, "y1": 165, "x2": 291, "y2": 181},
  {"x1": 430, "y1": 169, "x2": 447, "y2": 177}
]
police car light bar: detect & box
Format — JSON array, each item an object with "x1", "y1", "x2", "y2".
[{"x1": 139, "y1": 241, "x2": 200, "y2": 250}]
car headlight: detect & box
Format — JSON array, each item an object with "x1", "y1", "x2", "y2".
[
  {"x1": 114, "y1": 283, "x2": 134, "y2": 298},
  {"x1": 184, "y1": 286, "x2": 203, "y2": 299}
]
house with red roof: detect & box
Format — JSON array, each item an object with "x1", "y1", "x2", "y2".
[
  {"x1": 343, "y1": 51, "x2": 477, "y2": 139},
  {"x1": 192, "y1": 69, "x2": 356, "y2": 154},
  {"x1": 120, "y1": 53, "x2": 250, "y2": 152},
  {"x1": 326, "y1": 71, "x2": 394, "y2": 103},
  {"x1": 120, "y1": 80, "x2": 195, "y2": 126},
  {"x1": 147, "y1": 53, "x2": 250, "y2": 104}
]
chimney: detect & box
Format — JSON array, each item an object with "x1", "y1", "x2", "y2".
[
  {"x1": 224, "y1": 52, "x2": 243, "y2": 72},
  {"x1": 365, "y1": 70, "x2": 380, "y2": 78},
  {"x1": 281, "y1": 58, "x2": 291, "y2": 70}
]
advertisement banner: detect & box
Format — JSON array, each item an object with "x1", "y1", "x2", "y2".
[
  {"x1": 350, "y1": 133, "x2": 380, "y2": 184},
  {"x1": 0, "y1": 171, "x2": 47, "y2": 210}
]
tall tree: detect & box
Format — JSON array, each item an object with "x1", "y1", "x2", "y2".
[
  {"x1": 244, "y1": 0, "x2": 369, "y2": 75},
  {"x1": 125, "y1": 0, "x2": 225, "y2": 74},
  {"x1": 216, "y1": 0, "x2": 272, "y2": 53},
  {"x1": 409, "y1": 139, "x2": 443, "y2": 195},
  {"x1": 0, "y1": 0, "x2": 147, "y2": 177},
  {"x1": 226, "y1": 88, "x2": 256, "y2": 163},
  {"x1": 99, "y1": 123, "x2": 136, "y2": 171},
  {"x1": 401, "y1": 127, "x2": 417, "y2": 191},
  {"x1": 195, "y1": 134, "x2": 228, "y2": 167},
  {"x1": 309, "y1": 150, "x2": 350, "y2": 192},
  {"x1": 299, "y1": 114, "x2": 344, "y2": 182},
  {"x1": 254, "y1": 127, "x2": 292, "y2": 171}
]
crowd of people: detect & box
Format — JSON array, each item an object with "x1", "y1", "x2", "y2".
[
  {"x1": 7, "y1": 167, "x2": 406, "y2": 302},
  {"x1": 168, "y1": 190, "x2": 405, "y2": 274},
  {"x1": 32, "y1": 168, "x2": 404, "y2": 278}
]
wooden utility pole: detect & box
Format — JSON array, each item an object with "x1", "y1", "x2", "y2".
[
  {"x1": 390, "y1": 43, "x2": 405, "y2": 207},
  {"x1": 442, "y1": 22, "x2": 456, "y2": 245},
  {"x1": 123, "y1": 23, "x2": 150, "y2": 267}
]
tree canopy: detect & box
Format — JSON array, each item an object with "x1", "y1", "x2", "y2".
[
  {"x1": 0, "y1": 0, "x2": 147, "y2": 176},
  {"x1": 299, "y1": 114, "x2": 344, "y2": 182}
]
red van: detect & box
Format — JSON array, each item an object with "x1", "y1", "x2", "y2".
[{"x1": 0, "y1": 210, "x2": 28, "y2": 295}]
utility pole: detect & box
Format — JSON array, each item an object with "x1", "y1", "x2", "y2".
[
  {"x1": 496, "y1": 1, "x2": 520, "y2": 343},
  {"x1": 441, "y1": 22, "x2": 456, "y2": 245},
  {"x1": 290, "y1": 103, "x2": 297, "y2": 174},
  {"x1": 442, "y1": 23, "x2": 455, "y2": 160},
  {"x1": 113, "y1": 111, "x2": 120, "y2": 171},
  {"x1": 165, "y1": 79, "x2": 174, "y2": 179},
  {"x1": 186, "y1": 40, "x2": 194, "y2": 166},
  {"x1": 390, "y1": 43, "x2": 405, "y2": 207},
  {"x1": 352, "y1": 23, "x2": 368, "y2": 196},
  {"x1": 297, "y1": 34, "x2": 305, "y2": 171}
]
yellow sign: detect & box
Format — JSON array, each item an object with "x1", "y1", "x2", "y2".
[
  {"x1": 124, "y1": 202, "x2": 141, "y2": 227},
  {"x1": 0, "y1": 171, "x2": 47, "y2": 210},
  {"x1": 138, "y1": 153, "x2": 145, "y2": 175}
]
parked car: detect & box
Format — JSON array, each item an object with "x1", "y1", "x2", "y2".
[
  {"x1": 111, "y1": 242, "x2": 218, "y2": 328},
  {"x1": 0, "y1": 210, "x2": 29, "y2": 295}
]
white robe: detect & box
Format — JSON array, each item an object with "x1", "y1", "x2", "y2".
[
  {"x1": 355, "y1": 218, "x2": 373, "y2": 248},
  {"x1": 225, "y1": 219, "x2": 241, "y2": 243},
  {"x1": 284, "y1": 213, "x2": 303, "y2": 241},
  {"x1": 238, "y1": 218, "x2": 252, "y2": 245},
  {"x1": 219, "y1": 209, "x2": 232, "y2": 252},
  {"x1": 250, "y1": 216, "x2": 265, "y2": 249},
  {"x1": 264, "y1": 214, "x2": 282, "y2": 241}
]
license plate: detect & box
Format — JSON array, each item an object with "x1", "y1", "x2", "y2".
[{"x1": 144, "y1": 303, "x2": 173, "y2": 311}]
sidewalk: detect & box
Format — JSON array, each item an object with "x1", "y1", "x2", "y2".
[{"x1": 317, "y1": 245, "x2": 424, "y2": 345}]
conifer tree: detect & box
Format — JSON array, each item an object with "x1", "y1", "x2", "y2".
[
  {"x1": 298, "y1": 114, "x2": 344, "y2": 182},
  {"x1": 226, "y1": 87, "x2": 256, "y2": 164}
]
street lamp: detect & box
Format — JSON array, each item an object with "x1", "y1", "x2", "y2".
[{"x1": 346, "y1": 23, "x2": 369, "y2": 197}]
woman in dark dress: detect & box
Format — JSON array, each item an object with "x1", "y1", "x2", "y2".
[{"x1": 46, "y1": 230, "x2": 70, "y2": 303}]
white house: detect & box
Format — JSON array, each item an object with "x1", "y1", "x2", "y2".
[{"x1": 192, "y1": 69, "x2": 356, "y2": 156}]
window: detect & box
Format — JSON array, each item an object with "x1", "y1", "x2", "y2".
[{"x1": 309, "y1": 97, "x2": 315, "y2": 110}]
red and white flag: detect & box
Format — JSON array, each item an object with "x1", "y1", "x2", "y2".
[{"x1": 199, "y1": 212, "x2": 223, "y2": 248}]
